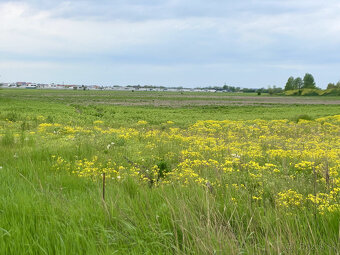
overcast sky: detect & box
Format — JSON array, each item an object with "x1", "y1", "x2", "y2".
[{"x1": 1, "y1": 0, "x2": 340, "y2": 88}]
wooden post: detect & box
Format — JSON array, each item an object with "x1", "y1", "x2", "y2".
[
  {"x1": 102, "y1": 172, "x2": 106, "y2": 201},
  {"x1": 325, "y1": 160, "x2": 329, "y2": 188},
  {"x1": 313, "y1": 164, "x2": 317, "y2": 224}
]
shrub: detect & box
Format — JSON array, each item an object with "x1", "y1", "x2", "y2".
[
  {"x1": 301, "y1": 89, "x2": 322, "y2": 96},
  {"x1": 5, "y1": 112, "x2": 20, "y2": 122},
  {"x1": 293, "y1": 114, "x2": 313, "y2": 122},
  {"x1": 322, "y1": 88, "x2": 340, "y2": 96},
  {"x1": 284, "y1": 90, "x2": 299, "y2": 96},
  {"x1": 157, "y1": 160, "x2": 171, "y2": 180}
]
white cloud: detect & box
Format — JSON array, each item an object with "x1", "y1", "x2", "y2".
[
  {"x1": 1, "y1": 0, "x2": 340, "y2": 87},
  {"x1": 0, "y1": 2, "x2": 184, "y2": 56}
]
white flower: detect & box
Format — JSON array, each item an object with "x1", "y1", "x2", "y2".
[
  {"x1": 107, "y1": 142, "x2": 115, "y2": 150},
  {"x1": 0, "y1": 166, "x2": 2, "y2": 170}
]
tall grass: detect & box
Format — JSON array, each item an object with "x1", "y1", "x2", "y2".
[
  {"x1": 1, "y1": 153, "x2": 338, "y2": 254},
  {"x1": 0, "y1": 90, "x2": 339, "y2": 254},
  {"x1": 1, "y1": 133, "x2": 339, "y2": 254}
]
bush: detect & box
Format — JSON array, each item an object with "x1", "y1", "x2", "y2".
[
  {"x1": 285, "y1": 88, "x2": 339, "y2": 96},
  {"x1": 301, "y1": 89, "x2": 322, "y2": 96},
  {"x1": 321, "y1": 88, "x2": 340, "y2": 96},
  {"x1": 5, "y1": 112, "x2": 20, "y2": 122},
  {"x1": 293, "y1": 114, "x2": 313, "y2": 122},
  {"x1": 285, "y1": 89, "x2": 323, "y2": 96},
  {"x1": 157, "y1": 160, "x2": 171, "y2": 180},
  {"x1": 284, "y1": 90, "x2": 299, "y2": 96}
]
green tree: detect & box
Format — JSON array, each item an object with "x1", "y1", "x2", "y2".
[
  {"x1": 293, "y1": 77, "x2": 303, "y2": 90},
  {"x1": 327, "y1": 83, "x2": 336, "y2": 89},
  {"x1": 284, "y1": 76, "x2": 295, "y2": 91},
  {"x1": 267, "y1": 85, "x2": 282, "y2": 95},
  {"x1": 302, "y1": 73, "x2": 316, "y2": 88},
  {"x1": 268, "y1": 86, "x2": 273, "y2": 95}
]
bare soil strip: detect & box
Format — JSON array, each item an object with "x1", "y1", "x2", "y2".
[{"x1": 94, "y1": 97, "x2": 340, "y2": 106}]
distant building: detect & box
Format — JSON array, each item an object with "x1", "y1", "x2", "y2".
[
  {"x1": 25, "y1": 83, "x2": 37, "y2": 89},
  {"x1": 16, "y1": 82, "x2": 27, "y2": 87}
]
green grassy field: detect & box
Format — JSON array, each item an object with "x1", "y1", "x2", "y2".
[{"x1": 0, "y1": 89, "x2": 339, "y2": 254}]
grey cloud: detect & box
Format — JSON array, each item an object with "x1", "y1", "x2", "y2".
[{"x1": 1, "y1": 0, "x2": 340, "y2": 87}]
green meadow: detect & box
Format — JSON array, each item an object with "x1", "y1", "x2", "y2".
[{"x1": 0, "y1": 89, "x2": 339, "y2": 254}]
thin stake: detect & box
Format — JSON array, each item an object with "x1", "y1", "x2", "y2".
[
  {"x1": 102, "y1": 172, "x2": 106, "y2": 201},
  {"x1": 313, "y1": 164, "x2": 317, "y2": 224},
  {"x1": 325, "y1": 160, "x2": 329, "y2": 189}
]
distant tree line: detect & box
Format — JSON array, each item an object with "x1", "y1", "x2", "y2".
[
  {"x1": 200, "y1": 85, "x2": 284, "y2": 95},
  {"x1": 259, "y1": 86, "x2": 283, "y2": 95},
  {"x1": 222, "y1": 85, "x2": 241, "y2": 92},
  {"x1": 199, "y1": 85, "x2": 242, "y2": 92},
  {"x1": 327, "y1": 81, "x2": 340, "y2": 89},
  {"x1": 283, "y1": 73, "x2": 340, "y2": 96},
  {"x1": 284, "y1": 73, "x2": 317, "y2": 92}
]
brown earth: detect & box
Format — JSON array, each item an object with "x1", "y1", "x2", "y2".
[{"x1": 93, "y1": 97, "x2": 340, "y2": 107}]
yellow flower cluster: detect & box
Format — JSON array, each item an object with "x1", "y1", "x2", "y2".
[
  {"x1": 137, "y1": 120, "x2": 148, "y2": 125},
  {"x1": 307, "y1": 188, "x2": 340, "y2": 214},
  {"x1": 42, "y1": 115, "x2": 340, "y2": 215},
  {"x1": 276, "y1": 189, "x2": 304, "y2": 208},
  {"x1": 38, "y1": 123, "x2": 62, "y2": 133}
]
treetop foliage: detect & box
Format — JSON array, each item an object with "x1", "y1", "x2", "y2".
[
  {"x1": 285, "y1": 73, "x2": 317, "y2": 91},
  {"x1": 302, "y1": 73, "x2": 316, "y2": 89}
]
